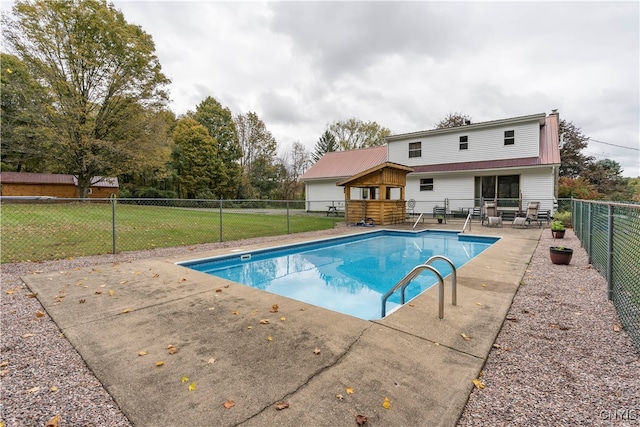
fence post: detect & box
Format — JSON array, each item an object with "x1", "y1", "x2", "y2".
[
  {"x1": 111, "y1": 195, "x2": 117, "y2": 254},
  {"x1": 607, "y1": 204, "x2": 614, "y2": 300},
  {"x1": 587, "y1": 202, "x2": 592, "y2": 263},
  {"x1": 219, "y1": 198, "x2": 223, "y2": 243},
  {"x1": 286, "y1": 200, "x2": 290, "y2": 234}
]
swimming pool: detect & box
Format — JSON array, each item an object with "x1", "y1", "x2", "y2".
[{"x1": 179, "y1": 230, "x2": 499, "y2": 320}]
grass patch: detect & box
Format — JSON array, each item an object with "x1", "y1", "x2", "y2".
[{"x1": 0, "y1": 203, "x2": 339, "y2": 263}]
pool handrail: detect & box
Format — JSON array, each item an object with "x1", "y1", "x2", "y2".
[
  {"x1": 381, "y1": 264, "x2": 445, "y2": 319},
  {"x1": 419, "y1": 255, "x2": 457, "y2": 306}
]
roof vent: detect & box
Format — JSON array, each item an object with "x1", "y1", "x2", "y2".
[{"x1": 464, "y1": 119, "x2": 471, "y2": 125}]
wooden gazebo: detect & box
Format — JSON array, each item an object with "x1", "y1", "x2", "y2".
[{"x1": 336, "y1": 162, "x2": 414, "y2": 226}]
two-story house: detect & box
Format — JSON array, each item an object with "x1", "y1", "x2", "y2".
[{"x1": 301, "y1": 111, "x2": 561, "y2": 215}]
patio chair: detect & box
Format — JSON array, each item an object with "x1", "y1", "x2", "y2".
[
  {"x1": 482, "y1": 202, "x2": 502, "y2": 227},
  {"x1": 513, "y1": 202, "x2": 540, "y2": 228}
]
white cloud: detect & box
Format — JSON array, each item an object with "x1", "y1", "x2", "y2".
[{"x1": 3, "y1": 0, "x2": 638, "y2": 176}]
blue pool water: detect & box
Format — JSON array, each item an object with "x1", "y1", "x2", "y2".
[{"x1": 179, "y1": 230, "x2": 498, "y2": 320}]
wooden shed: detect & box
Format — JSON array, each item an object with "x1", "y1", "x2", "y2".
[
  {"x1": 0, "y1": 172, "x2": 119, "y2": 198},
  {"x1": 336, "y1": 162, "x2": 414, "y2": 226}
]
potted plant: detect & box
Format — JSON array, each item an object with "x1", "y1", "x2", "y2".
[
  {"x1": 551, "y1": 220, "x2": 565, "y2": 238},
  {"x1": 550, "y1": 246, "x2": 573, "y2": 265},
  {"x1": 437, "y1": 215, "x2": 444, "y2": 224}
]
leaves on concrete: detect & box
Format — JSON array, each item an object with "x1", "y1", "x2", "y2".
[
  {"x1": 270, "y1": 304, "x2": 279, "y2": 313},
  {"x1": 274, "y1": 401, "x2": 289, "y2": 410},
  {"x1": 345, "y1": 387, "x2": 354, "y2": 394},
  {"x1": 356, "y1": 414, "x2": 368, "y2": 425},
  {"x1": 45, "y1": 414, "x2": 61, "y2": 427},
  {"x1": 223, "y1": 399, "x2": 235, "y2": 409},
  {"x1": 382, "y1": 397, "x2": 391, "y2": 409},
  {"x1": 472, "y1": 378, "x2": 485, "y2": 389}
]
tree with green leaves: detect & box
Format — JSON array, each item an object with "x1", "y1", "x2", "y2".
[
  {"x1": 312, "y1": 130, "x2": 338, "y2": 162},
  {"x1": 327, "y1": 118, "x2": 391, "y2": 150},
  {"x1": 190, "y1": 97, "x2": 242, "y2": 198},
  {"x1": 235, "y1": 111, "x2": 279, "y2": 198},
  {"x1": 586, "y1": 159, "x2": 633, "y2": 201},
  {"x1": 171, "y1": 118, "x2": 225, "y2": 199},
  {"x1": 558, "y1": 120, "x2": 593, "y2": 178},
  {"x1": 2, "y1": 0, "x2": 170, "y2": 197},
  {"x1": 278, "y1": 141, "x2": 310, "y2": 199},
  {"x1": 434, "y1": 112, "x2": 473, "y2": 129},
  {"x1": 1, "y1": 53, "x2": 54, "y2": 172}
]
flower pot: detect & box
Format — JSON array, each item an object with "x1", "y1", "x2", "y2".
[
  {"x1": 550, "y1": 246, "x2": 573, "y2": 265},
  {"x1": 551, "y1": 229, "x2": 565, "y2": 239},
  {"x1": 437, "y1": 218, "x2": 443, "y2": 224}
]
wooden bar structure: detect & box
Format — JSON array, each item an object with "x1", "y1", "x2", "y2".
[{"x1": 336, "y1": 162, "x2": 414, "y2": 226}]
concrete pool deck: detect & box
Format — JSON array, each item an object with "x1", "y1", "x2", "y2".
[{"x1": 23, "y1": 224, "x2": 543, "y2": 426}]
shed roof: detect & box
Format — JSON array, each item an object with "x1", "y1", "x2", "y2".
[
  {"x1": 336, "y1": 162, "x2": 414, "y2": 186},
  {"x1": 300, "y1": 146, "x2": 388, "y2": 180},
  {"x1": 0, "y1": 172, "x2": 119, "y2": 187}
]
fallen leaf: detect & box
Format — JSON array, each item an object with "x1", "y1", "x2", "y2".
[
  {"x1": 153, "y1": 274, "x2": 160, "y2": 278},
  {"x1": 167, "y1": 345, "x2": 177, "y2": 355},
  {"x1": 270, "y1": 303, "x2": 279, "y2": 313},
  {"x1": 35, "y1": 311, "x2": 45, "y2": 318},
  {"x1": 336, "y1": 394, "x2": 344, "y2": 400},
  {"x1": 27, "y1": 386, "x2": 40, "y2": 393},
  {"x1": 313, "y1": 347, "x2": 321, "y2": 355},
  {"x1": 251, "y1": 310, "x2": 257, "y2": 316},
  {"x1": 215, "y1": 288, "x2": 223, "y2": 292},
  {"x1": 408, "y1": 303, "x2": 415, "y2": 307},
  {"x1": 280, "y1": 316, "x2": 286, "y2": 322},
  {"x1": 27, "y1": 292, "x2": 37, "y2": 298},
  {"x1": 461, "y1": 333, "x2": 471, "y2": 341},
  {"x1": 382, "y1": 397, "x2": 391, "y2": 409},
  {"x1": 207, "y1": 358, "x2": 216, "y2": 364},
  {"x1": 482, "y1": 283, "x2": 487, "y2": 287},
  {"x1": 472, "y1": 378, "x2": 485, "y2": 389},
  {"x1": 475, "y1": 302, "x2": 482, "y2": 306},
  {"x1": 156, "y1": 361, "x2": 165, "y2": 367},
  {"x1": 0, "y1": 370, "x2": 8, "y2": 377},
  {"x1": 259, "y1": 319, "x2": 270, "y2": 324},
  {"x1": 356, "y1": 414, "x2": 368, "y2": 425},
  {"x1": 614, "y1": 323, "x2": 622, "y2": 332},
  {"x1": 247, "y1": 326, "x2": 253, "y2": 330},
  {"x1": 45, "y1": 414, "x2": 61, "y2": 427},
  {"x1": 181, "y1": 376, "x2": 189, "y2": 383},
  {"x1": 267, "y1": 336, "x2": 273, "y2": 341},
  {"x1": 79, "y1": 299, "x2": 86, "y2": 303},
  {"x1": 119, "y1": 280, "x2": 128, "y2": 284},
  {"x1": 188, "y1": 382, "x2": 196, "y2": 391},
  {"x1": 274, "y1": 401, "x2": 289, "y2": 410},
  {"x1": 23, "y1": 333, "x2": 34, "y2": 338},
  {"x1": 109, "y1": 290, "x2": 115, "y2": 296},
  {"x1": 346, "y1": 387, "x2": 354, "y2": 394},
  {"x1": 122, "y1": 308, "x2": 131, "y2": 313},
  {"x1": 0, "y1": 362, "x2": 7, "y2": 368},
  {"x1": 492, "y1": 344, "x2": 502, "y2": 349},
  {"x1": 94, "y1": 291, "x2": 102, "y2": 295},
  {"x1": 223, "y1": 399, "x2": 235, "y2": 409},
  {"x1": 50, "y1": 386, "x2": 58, "y2": 392},
  {"x1": 232, "y1": 310, "x2": 239, "y2": 315},
  {"x1": 138, "y1": 351, "x2": 148, "y2": 356},
  {"x1": 6, "y1": 289, "x2": 14, "y2": 295},
  {"x1": 179, "y1": 278, "x2": 186, "y2": 282}
]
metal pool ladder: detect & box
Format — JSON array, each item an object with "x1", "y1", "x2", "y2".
[{"x1": 381, "y1": 256, "x2": 457, "y2": 319}]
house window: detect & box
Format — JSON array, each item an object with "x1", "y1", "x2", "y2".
[
  {"x1": 420, "y1": 178, "x2": 434, "y2": 191},
  {"x1": 459, "y1": 136, "x2": 468, "y2": 150},
  {"x1": 409, "y1": 142, "x2": 422, "y2": 158},
  {"x1": 475, "y1": 175, "x2": 520, "y2": 207},
  {"x1": 504, "y1": 130, "x2": 515, "y2": 145}
]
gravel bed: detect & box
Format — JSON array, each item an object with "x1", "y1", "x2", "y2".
[{"x1": 1, "y1": 228, "x2": 638, "y2": 426}]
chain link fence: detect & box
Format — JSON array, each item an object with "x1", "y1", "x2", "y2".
[
  {"x1": 0, "y1": 198, "x2": 344, "y2": 263},
  {"x1": 573, "y1": 199, "x2": 640, "y2": 352}
]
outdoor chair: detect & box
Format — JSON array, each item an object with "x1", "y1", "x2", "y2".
[
  {"x1": 482, "y1": 202, "x2": 502, "y2": 227},
  {"x1": 512, "y1": 201, "x2": 540, "y2": 228}
]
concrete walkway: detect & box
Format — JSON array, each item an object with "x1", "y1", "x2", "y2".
[{"x1": 24, "y1": 225, "x2": 542, "y2": 426}]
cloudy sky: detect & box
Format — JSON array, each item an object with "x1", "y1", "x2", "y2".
[{"x1": 3, "y1": 1, "x2": 639, "y2": 176}]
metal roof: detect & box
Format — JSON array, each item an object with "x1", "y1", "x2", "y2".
[
  {"x1": 300, "y1": 146, "x2": 388, "y2": 180},
  {"x1": 0, "y1": 172, "x2": 119, "y2": 187}
]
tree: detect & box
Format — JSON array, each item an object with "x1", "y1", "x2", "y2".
[
  {"x1": 278, "y1": 141, "x2": 310, "y2": 199},
  {"x1": 586, "y1": 159, "x2": 633, "y2": 201},
  {"x1": 312, "y1": 130, "x2": 338, "y2": 162},
  {"x1": 434, "y1": 112, "x2": 473, "y2": 129},
  {"x1": 559, "y1": 120, "x2": 593, "y2": 178},
  {"x1": 235, "y1": 112, "x2": 279, "y2": 198},
  {"x1": 558, "y1": 176, "x2": 600, "y2": 200},
  {"x1": 327, "y1": 118, "x2": 391, "y2": 150},
  {"x1": 191, "y1": 97, "x2": 242, "y2": 198},
  {"x1": 2, "y1": 0, "x2": 170, "y2": 197},
  {"x1": 0, "y1": 53, "x2": 53, "y2": 172},
  {"x1": 170, "y1": 118, "x2": 225, "y2": 199}
]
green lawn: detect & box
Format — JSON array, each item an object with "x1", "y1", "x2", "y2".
[{"x1": 0, "y1": 203, "x2": 339, "y2": 263}]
